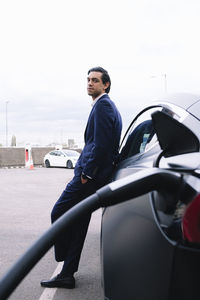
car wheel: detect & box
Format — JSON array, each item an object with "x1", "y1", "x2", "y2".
[
  {"x1": 45, "y1": 160, "x2": 50, "y2": 168},
  {"x1": 67, "y1": 160, "x2": 73, "y2": 169}
]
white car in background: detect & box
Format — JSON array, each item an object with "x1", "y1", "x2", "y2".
[{"x1": 43, "y1": 149, "x2": 80, "y2": 168}]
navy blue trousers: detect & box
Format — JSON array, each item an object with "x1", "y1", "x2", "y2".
[{"x1": 51, "y1": 173, "x2": 98, "y2": 274}]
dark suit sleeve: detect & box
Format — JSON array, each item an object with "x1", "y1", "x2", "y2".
[{"x1": 82, "y1": 100, "x2": 115, "y2": 179}]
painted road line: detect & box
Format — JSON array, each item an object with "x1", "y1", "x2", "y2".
[{"x1": 39, "y1": 263, "x2": 62, "y2": 300}]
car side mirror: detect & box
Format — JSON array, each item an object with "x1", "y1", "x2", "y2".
[{"x1": 151, "y1": 111, "x2": 200, "y2": 157}]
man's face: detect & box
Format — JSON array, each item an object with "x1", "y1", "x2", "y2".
[{"x1": 87, "y1": 71, "x2": 109, "y2": 100}]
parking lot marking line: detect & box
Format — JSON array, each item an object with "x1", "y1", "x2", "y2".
[{"x1": 39, "y1": 262, "x2": 62, "y2": 300}]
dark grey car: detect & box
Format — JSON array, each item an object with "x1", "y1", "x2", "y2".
[{"x1": 101, "y1": 93, "x2": 200, "y2": 300}]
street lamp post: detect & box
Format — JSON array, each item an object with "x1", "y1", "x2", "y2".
[
  {"x1": 5, "y1": 101, "x2": 9, "y2": 147},
  {"x1": 163, "y1": 73, "x2": 167, "y2": 94},
  {"x1": 151, "y1": 73, "x2": 168, "y2": 94}
]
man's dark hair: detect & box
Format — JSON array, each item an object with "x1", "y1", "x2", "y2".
[{"x1": 88, "y1": 66, "x2": 111, "y2": 93}]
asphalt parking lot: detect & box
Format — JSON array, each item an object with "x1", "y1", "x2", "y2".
[{"x1": 0, "y1": 167, "x2": 103, "y2": 300}]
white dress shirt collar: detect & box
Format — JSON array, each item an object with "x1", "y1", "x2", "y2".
[{"x1": 91, "y1": 93, "x2": 107, "y2": 107}]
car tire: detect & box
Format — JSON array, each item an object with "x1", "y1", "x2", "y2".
[
  {"x1": 45, "y1": 160, "x2": 50, "y2": 168},
  {"x1": 67, "y1": 160, "x2": 73, "y2": 169}
]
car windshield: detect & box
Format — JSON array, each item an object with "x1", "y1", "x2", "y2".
[{"x1": 62, "y1": 150, "x2": 79, "y2": 157}]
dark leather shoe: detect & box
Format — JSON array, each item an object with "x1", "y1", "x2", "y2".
[{"x1": 40, "y1": 274, "x2": 75, "y2": 289}]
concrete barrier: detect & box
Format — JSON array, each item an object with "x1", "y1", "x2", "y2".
[{"x1": 0, "y1": 147, "x2": 81, "y2": 168}]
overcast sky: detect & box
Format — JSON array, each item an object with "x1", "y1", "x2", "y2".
[{"x1": 0, "y1": 0, "x2": 200, "y2": 147}]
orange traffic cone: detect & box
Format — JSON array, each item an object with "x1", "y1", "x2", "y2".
[
  {"x1": 29, "y1": 155, "x2": 34, "y2": 170},
  {"x1": 29, "y1": 160, "x2": 34, "y2": 170}
]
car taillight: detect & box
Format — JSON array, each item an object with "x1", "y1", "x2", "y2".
[{"x1": 182, "y1": 194, "x2": 200, "y2": 243}]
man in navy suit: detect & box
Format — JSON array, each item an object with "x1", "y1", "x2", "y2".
[{"x1": 41, "y1": 67, "x2": 122, "y2": 289}]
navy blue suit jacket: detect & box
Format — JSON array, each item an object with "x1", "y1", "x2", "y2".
[{"x1": 75, "y1": 94, "x2": 122, "y2": 185}]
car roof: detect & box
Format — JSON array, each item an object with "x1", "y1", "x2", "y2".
[{"x1": 152, "y1": 93, "x2": 200, "y2": 111}]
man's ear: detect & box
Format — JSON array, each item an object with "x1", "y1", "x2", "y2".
[{"x1": 104, "y1": 82, "x2": 110, "y2": 91}]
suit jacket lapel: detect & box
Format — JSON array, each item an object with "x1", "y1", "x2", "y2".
[{"x1": 84, "y1": 105, "x2": 95, "y2": 142}]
